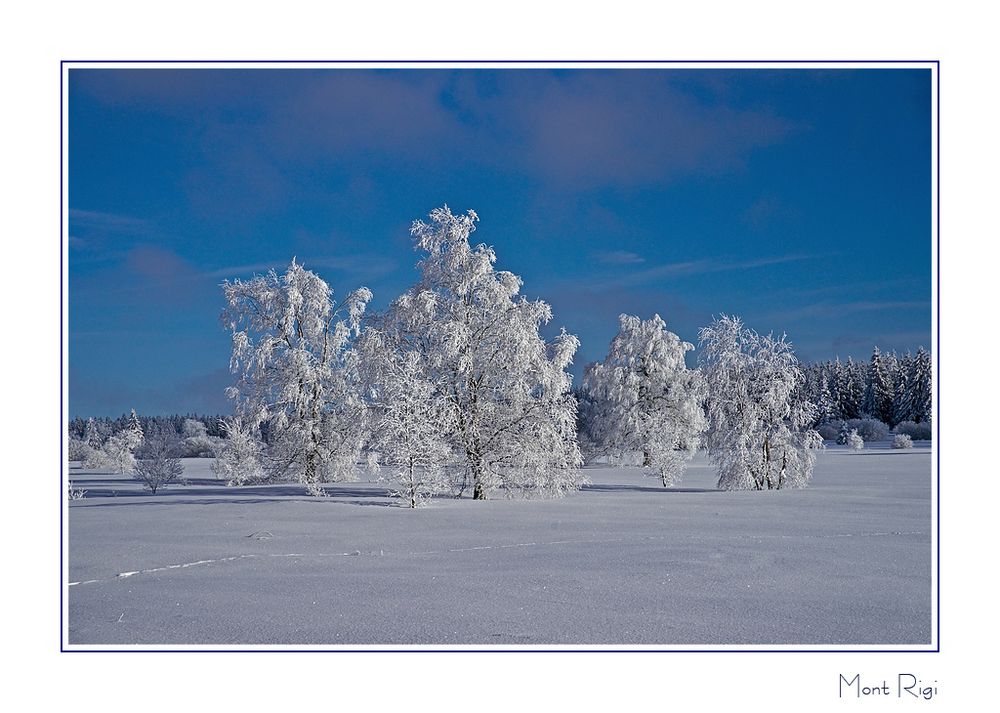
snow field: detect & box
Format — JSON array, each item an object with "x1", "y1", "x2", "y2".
[{"x1": 67, "y1": 446, "x2": 931, "y2": 646}]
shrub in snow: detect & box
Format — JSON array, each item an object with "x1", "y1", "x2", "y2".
[
  {"x1": 67, "y1": 481, "x2": 87, "y2": 500},
  {"x1": 816, "y1": 421, "x2": 842, "y2": 441},
  {"x1": 847, "y1": 429, "x2": 865, "y2": 450},
  {"x1": 370, "y1": 206, "x2": 584, "y2": 500},
  {"x1": 222, "y1": 259, "x2": 372, "y2": 495},
  {"x1": 133, "y1": 427, "x2": 185, "y2": 494},
  {"x1": 212, "y1": 417, "x2": 267, "y2": 485},
  {"x1": 582, "y1": 314, "x2": 706, "y2": 487},
  {"x1": 67, "y1": 437, "x2": 92, "y2": 463},
  {"x1": 182, "y1": 418, "x2": 208, "y2": 439},
  {"x1": 182, "y1": 434, "x2": 220, "y2": 458},
  {"x1": 699, "y1": 315, "x2": 823, "y2": 490},
  {"x1": 892, "y1": 433, "x2": 914, "y2": 449},
  {"x1": 894, "y1": 420, "x2": 932, "y2": 441},
  {"x1": 845, "y1": 417, "x2": 890, "y2": 443},
  {"x1": 82, "y1": 444, "x2": 111, "y2": 470},
  {"x1": 179, "y1": 419, "x2": 220, "y2": 457},
  {"x1": 100, "y1": 411, "x2": 145, "y2": 474}
]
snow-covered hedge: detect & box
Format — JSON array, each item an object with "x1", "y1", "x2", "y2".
[
  {"x1": 893, "y1": 420, "x2": 932, "y2": 441},
  {"x1": 816, "y1": 422, "x2": 841, "y2": 441},
  {"x1": 827, "y1": 418, "x2": 890, "y2": 443}
]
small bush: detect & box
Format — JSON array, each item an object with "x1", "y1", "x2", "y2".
[
  {"x1": 67, "y1": 481, "x2": 87, "y2": 500},
  {"x1": 67, "y1": 437, "x2": 92, "y2": 462},
  {"x1": 845, "y1": 417, "x2": 890, "y2": 442},
  {"x1": 892, "y1": 433, "x2": 914, "y2": 449},
  {"x1": 847, "y1": 429, "x2": 865, "y2": 450},
  {"x1": 894, "y1": 420, "x2": 932, "y2": 441},
  {"x1": 82, "y1": 446, "x2": 111, "y2": 470},
  {"x1": 817, "y1": 422, "x2": 841, "y2": 441},
  {"x1": 212, "y1": 418, "x2": 266, "y2": 486},
  {"x1": 182, "y1": 434, "x2": 220, "y2": 458}
]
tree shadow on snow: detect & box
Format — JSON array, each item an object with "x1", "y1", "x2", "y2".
[
  {"x1": 581, "y1": 483, "x2": 718, "y2": 494},
  {"x1": 70, "y1": 483, "x2": 396, "y2": 507}
]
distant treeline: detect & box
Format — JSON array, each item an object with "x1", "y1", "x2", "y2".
[
  {"x1": 796, "y1": 346, "x2": 932, "y2": 428},
  {"x1": 67, "y1": 413, "x2": 227, "y2": 441}
]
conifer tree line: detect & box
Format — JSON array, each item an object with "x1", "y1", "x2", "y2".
[
  {"x1": 796, "y1": 346, "x2": 932, "y2": 428},
  {"x1": 68, "y1": 206, "x2": 932, "y2": 501},
  {"x1": 68, "y1": 413, "x2": 227, "y2": 442}
]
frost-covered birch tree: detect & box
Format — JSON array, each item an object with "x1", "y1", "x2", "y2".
[
  {"x1": 222, "y1": 259, "x2": 372, "y2": 494},
  {"x1": 133, "y1": 426, "x2": 184, "y2": 494},
  {"x1": 375, "y1": 206, "x2": 583, "y2": 500},
  {"x1": 358, "y1": 329, "x2": 452, "y2": 507},
  {"x1": 212, "y1": 417, "x2": 266, "y2": 486},
  {"x1": 699, "y1": 315, "x2": 822, "y2": 491},
  {"x1": 582, "y1": 314, "x2": 706, "y2": 487}
]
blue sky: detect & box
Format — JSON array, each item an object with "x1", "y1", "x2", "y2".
[{"x1": 68, "y1": 67, "x2": 932, "y2": 417}]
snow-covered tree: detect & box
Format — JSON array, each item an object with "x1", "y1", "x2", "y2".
[
  {"x1": 904, "y1": 347, "x2": 932, "y2": 424},
  {"x1": 863, "y1": 346, "x2": 894, "y2": 424},
  {"x1": 374, "y1": 206, "x2": 584, "y2": 499},
  {"x1": 846, "y1": 429, "x2": 865, "y2": 451},
  {"x1": 813, "y1": 368, "x2": 835, "y2": 425},
  {"x1": 699, "y1": 315, "x2": 822, "y2": 491},
  {"x1": 358, "y1": 329, "x2": 453, "y2": 507},
  {"x1": 127, "y1": 408, "x2": 144, "y2": 441},
  {"x1": 182, "y1": 418, "x2": 207, "y2": 439},
  {"x1": 133, "y1": 427, "x2": 184, "y2": 494},
  {"x1": 211, "y1": 417, "x2": 266, "y2": 486},
  {"x1": 100, "y1": 409, "x2": 144, "y2": 473},
  {"x1": 582, "y1": 314, "x2": 706, "y2": 487},
  {"x1": 834, "y1": 358, "x2": 864, "y2": 421},
  {"x1": 222, "y1": 259, "x2": 372, "y2": 495},
  {"x1": 891, "y1": 352, "x2": 913, "y2": 426},
  {"x1": 83, "y1": 417, "x2": 103, "y2": 449}
]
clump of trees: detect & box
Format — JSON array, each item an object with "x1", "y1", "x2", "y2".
[
  {"x1": 69, "y1": 205, "x2": 933, "y2": 502},
  {"x1": 69, "y1": 409, "x2": 145, "y2": 473},
  {"x1": 798, "y1": 347, "x2": 932, "y2": 436},
  {"x1": 698, "y1": 315, "x2": 822, "y2": 490},
  {"x1": 68, "y1": 412, "x2": 228, "y2": 465},
  {"x1": 581, "y1": 314, "x2": 706, "y2": 487},
  {"x1": 222, "y1": 259, "x2": 372, "y2": 495},
  {"x1": 370, "y1": 207, "x2": 583, "y2": 500}
]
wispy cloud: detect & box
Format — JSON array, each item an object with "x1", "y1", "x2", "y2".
[
  {"x1": 586, "y1": 253, "x2": 821, "y2": 291},
  {"x1": 206, "y1": 254, "x2": 397, "y2": 281},
  {"x1": 69, "y1": 209, "x2": 151, "y2": 233},
  {"x1": 772, "y1": 299, "x2": 931, "y2": 323},
  {"x1": 592, "y1": 250, "x2": 645, "y2": 265}
]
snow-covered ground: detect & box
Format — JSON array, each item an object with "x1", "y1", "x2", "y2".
[{"x1": 67, "y1": 444, "x2": 932, "y2": 647}]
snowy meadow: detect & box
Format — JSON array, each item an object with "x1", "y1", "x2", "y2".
[{"x1": 67, "y1": 444, "x2": 930, "y2": 646}]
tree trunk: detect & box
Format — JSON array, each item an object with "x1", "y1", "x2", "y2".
[
  {"x1": 471, "y1": 457, "x2": 487, "y2": 500},
  {"x1": 642, "y1": 450, "x2": 652, "y2": 467}
]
